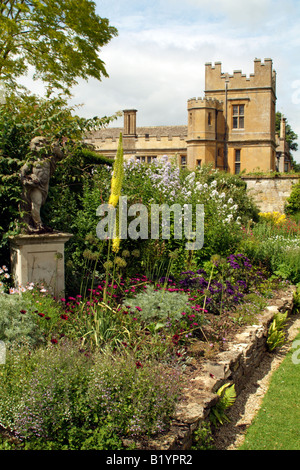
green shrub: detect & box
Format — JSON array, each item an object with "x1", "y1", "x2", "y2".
[
  {"x1": 0, "y1": 294, "x2": 44, "y2": 347},
  {"x1": 0, "y1": 340, "x2": 181, "y2": 450},
  {"x1": 267, "y1": 311, "x2": 288, "y2": 352},
  {"x1": 285, "y1": 181, "x2": 300, "y2": 215},
  {"x1": 123, "y1": 284, "x2": 193, "y2": 323},
  {"x1": 241, "y1": 222, "x2": 300, "y2": 283}
]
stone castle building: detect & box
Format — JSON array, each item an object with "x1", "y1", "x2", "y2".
[{"x1": 86, "y1": 58, "x2": 291, "y2": 174}]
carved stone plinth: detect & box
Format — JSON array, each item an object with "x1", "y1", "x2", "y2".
[{"x1": 9, "y1": 232, "x2": 73, "y2": 297}]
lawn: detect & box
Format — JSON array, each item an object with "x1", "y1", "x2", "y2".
[{"x1": 239, "y1": 327, "x2": 300, "y2": 450}]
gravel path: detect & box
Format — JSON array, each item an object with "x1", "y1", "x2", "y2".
[{"x1": 212, "y1": 314, "x2": 300, "y2": 450}]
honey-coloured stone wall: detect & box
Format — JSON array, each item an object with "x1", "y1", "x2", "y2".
[{"x1": 242, "y1": 175, "x2": 300, "y2": 213}]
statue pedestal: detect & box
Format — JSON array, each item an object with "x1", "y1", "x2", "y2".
[{"x1": 9, "y1": 232, "x2": 73, "y2": 298}]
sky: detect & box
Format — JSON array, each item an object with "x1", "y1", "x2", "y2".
[{"x1": 24, "y1": 0, "x2": 300, "y2": 163}]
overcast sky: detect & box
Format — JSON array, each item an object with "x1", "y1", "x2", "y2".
[{"x1": 45, "y1": 1, "x2": 300, "y2": 162}]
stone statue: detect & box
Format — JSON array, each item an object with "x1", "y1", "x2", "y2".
[{"x1": 20, "y1": 136, "x2": 64, "y2": 233}]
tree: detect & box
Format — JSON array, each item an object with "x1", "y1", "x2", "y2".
[
  {"x1": 0, "y1": 0, "x2": 118, "y2": 93},
  {"x1": 276, "y1": 112, "x2": 300, "y2": 171}
]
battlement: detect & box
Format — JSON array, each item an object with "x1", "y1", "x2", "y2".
[
  {"x1": 187, "y1": 96, "x2": 223, "y2": 110},
  {"x1": 205, "y1": 58, "x2": 276, "y2": 92}
]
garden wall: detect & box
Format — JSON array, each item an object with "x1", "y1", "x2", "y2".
[
  {"x1": 134, "y1": 285, "x2": 296, "y2": 450},
  {"x1": 242, "y1": 176, "x2": 300, "y2": 213}
]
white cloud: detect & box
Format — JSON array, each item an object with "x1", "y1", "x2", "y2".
[{"x1": 16, "y1": 0, "x2": 300, "y2": 163}]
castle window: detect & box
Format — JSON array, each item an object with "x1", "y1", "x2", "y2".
[
  {"x1": 232, "y1": 105, "x2": 244, "y2": 129},
  {"x1": 141, "y1": 156, "x2": 146, "y2": 163},
  {"x1": 235, "y1": 149, "x2": 241, "y2": 174},
  {"x1": 208, "y1": 112, "x2": 212, "y2": 126},
  {"x1": 147, "y1": 156, "x2": 152, "y2": 163},
  {"x1": 181, "y1": 155, "x2": 187, "y2": 167},
  {"x1": 196, "y1": 159, "x2": 202, "y2": 168}
]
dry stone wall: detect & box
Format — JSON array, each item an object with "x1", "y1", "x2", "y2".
[
  {"x1": 134, "y1": 285, "x2": 296, "y2": 451},
  {"x1": 242, "y1": 176, "x2": 300, "y2": 213}
]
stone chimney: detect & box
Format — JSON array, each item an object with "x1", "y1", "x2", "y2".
[
  {"x1": 123, "y1": 109, "x2": 137, "y2": 136},
  {"x1": 280, "y1": 115, "x2": 286, "y2": 140}
]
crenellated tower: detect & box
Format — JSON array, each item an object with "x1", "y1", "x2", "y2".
[
  {"x1": 187, "y1": 97, "x2": 225, "y2": 169},
  {"x1": 187, "y1": 58, "x2": 278, "y2": 173}
]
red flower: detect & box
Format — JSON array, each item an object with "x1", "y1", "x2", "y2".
[
  {"x1": 20, "y1": 310, "x2": 27, "y2": 314},
  {"x1": 135, "y1": 361, "x2": 143, "y2": 368},
  {"x1": 38, "y1": 312, "x2": 45, "y2": 317},
  {"x1": 60, "y1": 314, "x2": 68, "y2": 320},
  {"x1": 51, "y1": 338, "x2": 58, "y2": 344},
  {"x1": 172, "y1": 334, "x2": 180, "y2": 344}
]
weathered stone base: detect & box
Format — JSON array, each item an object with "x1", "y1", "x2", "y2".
[
  {"x1": 136, "y1": 285, "x2": 296, "y2": 450},
  {"x1": 9, "y1": 232, "x2": 73, "y2": 298}
]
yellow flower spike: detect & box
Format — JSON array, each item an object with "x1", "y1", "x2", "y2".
[
  {"x1": 112, "y1": 237, "x2": 121, "y2": 253},
  {"x1": 108, "y1": 132, "x2": 124, "y2": 208},
  {"x1": 108, "y1": 133, "x2": 124, "y2": 253}
]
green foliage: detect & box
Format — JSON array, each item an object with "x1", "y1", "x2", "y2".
[
  {"x1": 285, "y1": 181, "x2": 300, "y2": 215},
  {"x1": 210, "y1": 383, "x2": 236, "y2": 426},
  {"x1": 293, "y1": 284, "x2": 300, "y2": 314},
  {"x1": 0, "y1": 91, "x2": 118, "y2": 266},
  {"x1": 0, "y1": 340, "x2": 181, "y2": 449},
  {"x1": 241, "y1": 221, "x2": 300, "y2": 284},
  {"x1": 275, "y1": 112, "x2": 298, "y2": 154},
  {"x1": 267, "y1": 311, "x2": 288, "y2": 352},
  {"x1": 191, "y1": 421, "x2": 215, "y2": 450},
  {"x1": 123, "y1": 284, "x2": 194, "y2": 324},
  {"x1": 0, "y1": 0, "x2": 117, "y2": 93},
  {"x1": 0, "y1": 294, "x2": 45, "y2": 347}
]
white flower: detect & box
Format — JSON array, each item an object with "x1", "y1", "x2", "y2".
[
  {"x1": 228, "y1": 198, "x2": 233, "y2": 204},
  {"x1": 9, "y1": 287, "x2": 18, "y2": 294},
  {"x1": 186, "y1": 172, "x2": 195, "y2": 182}
]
